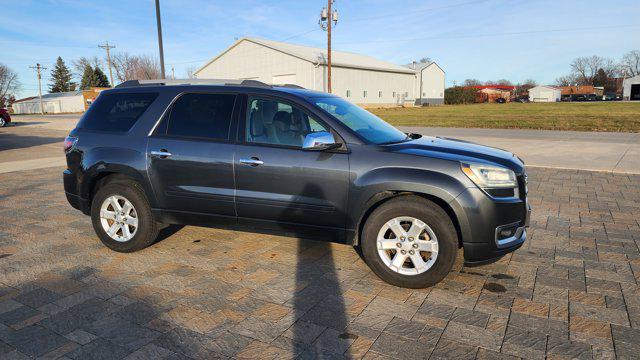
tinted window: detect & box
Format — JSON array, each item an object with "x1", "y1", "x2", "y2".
[
  {"x1": 246, "y1": 98, "x2": 330, "y2": 148},
  {"x1": 165, "y1": 93, "x2": 236, "y2": 140},
  {"x1": 78, "y1": 92, "x2": 157, "y2": 132}
]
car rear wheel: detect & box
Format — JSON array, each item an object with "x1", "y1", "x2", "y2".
[
  {"x1": 91, "y1": 179, "x2": 159, "y2": 252},
  {"x1": 361, "y1": 196, "x2": 459, "y2": 288},
  {"x1": 0, "y1": 117, "x2": 6, "y2": 127}
]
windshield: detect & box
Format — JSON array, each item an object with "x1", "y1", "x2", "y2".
[{"x1": 313, "y1": 97, "x2": 408, "y2": 144}]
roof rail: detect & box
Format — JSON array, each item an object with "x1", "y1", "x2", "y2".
[
  {"x1": 115, "y1": 79, "x2": 241, "y2": 88},
  {"x1": 114, "y1": 79, "x2": 306, "y2": 90},
  {"x1": 276, "y1": 84, "x2": 305, "y2": 89}
]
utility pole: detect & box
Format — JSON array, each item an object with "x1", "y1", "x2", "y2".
[
  {"x1": 155, "y1": 0, "x2": 166, "y2": 79},
  {"x1": 98, "y1": 41, "x2": 116, "y2": 87},
  {"x1": 29, "y1": 63, "x2": 46, "y2": 115},
  {"x1": 319, "y1": 1, "x2": 338, "y2": 93}
]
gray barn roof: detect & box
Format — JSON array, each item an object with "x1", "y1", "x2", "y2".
[{"x1": 195, "y1": 37, "x2": 417, "y2": 75}]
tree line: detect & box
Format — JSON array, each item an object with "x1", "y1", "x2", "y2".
[
  {"x1": 555, "y1": 50, "x2": 639, "y2": 91},
  {"x1": 48, "y1": 52, "x2": 164, "y2": 93},
  {"x1": 0, "y1": 52, "x2": 164, "y2": 107}
]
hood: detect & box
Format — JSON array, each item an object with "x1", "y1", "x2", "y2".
[{"x1": 385, "y1": 135, "x2": 525, "y2": 174}]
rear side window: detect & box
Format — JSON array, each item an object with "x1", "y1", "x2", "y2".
[
  {"x1": 78, "y1": 92, "x2": 158, "y2": 132},
  {"x1": 164, "y1": 93, "x2": 236, "y2": 140}
]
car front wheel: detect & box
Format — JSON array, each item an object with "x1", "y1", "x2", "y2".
[
  {"x1": 0, "y1": 117, "x2": 6, "y2": 127},
  {"x1": 361, "y1": 196, "x2": 459, "y2": 288}
]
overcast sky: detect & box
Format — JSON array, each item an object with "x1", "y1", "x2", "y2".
[{"x1": 2, "y1": 0, "x2": 639, "y2": 98}]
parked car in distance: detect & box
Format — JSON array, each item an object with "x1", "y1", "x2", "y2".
[
  {"x1": 63, "y1": 80, "x2": 530, "y2": 288},
  {"x1": 0, "y1": 108, "x2": 11, "y2": 127}
]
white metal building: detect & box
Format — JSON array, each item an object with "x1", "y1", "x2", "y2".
[
  {"x1": 528, "y1": 86, "x2": 561, "y2": 102},
  {"x1": 194, "y1": 37, "x2": 445, "y2": 106},
  {"x1": 622, "y1": 74, "x2": 640, "y2": 101},
  {"x1": 406, "y1": 62, "x2": 445, "y2": 105},
  {"x1": 12, "y1": 91, "x2": 86, "y2": 114}
]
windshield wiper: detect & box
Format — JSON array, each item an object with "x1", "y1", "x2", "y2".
[{"x1": 379, "y1": 134, "x2": 412, "y2": 145}]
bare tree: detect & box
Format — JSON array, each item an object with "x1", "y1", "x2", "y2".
[
  {"x1": 185, "y1": 65, "x2": 198, "y2": 79},
  {"x1": 73, "y1": 56, "x2": 101, "y2": 79},
  {"x1": 491, "y1": 79, "x2": 513, "y2": 86},
  {"x1": 0, "y1": 63, "x2": 20, "y2": 107},
  {"x1": 555, "y1": 74, "x2": 577, "y2": 87},
  {"x1": 620, "y1": 50, "x2": 640, "y2": 77},
  {"x1": 570, "y1": 55, "x2": 617, "y2": 85},
  {"x1": 462, "y1": 79, "x2": 482, "y2": 87},
  {"x1": 111, "y1": 52, "x2": 161, "y2": 83}
]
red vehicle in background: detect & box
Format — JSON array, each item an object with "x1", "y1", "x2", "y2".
[{"x1": 0, "y1": 108, "x2": 11, "y2": 127}]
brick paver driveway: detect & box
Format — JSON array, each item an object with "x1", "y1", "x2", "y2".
[{"x1": 0, "y1": 167, "x2": 639, "y2": 359}]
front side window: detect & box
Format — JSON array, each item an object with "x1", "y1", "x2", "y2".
[
  {"x1": 314, "y1": 97, "x2": 407, "y2": 144},
  {"x1": 164, "y1": 93, "x2": 236, "y2": 140},
  {"x1": 78, "y1": 92, "x2": 158, "y2": 132},
  {"x1": 246, "y1": 98, "x2": 329, "y2": 148}
]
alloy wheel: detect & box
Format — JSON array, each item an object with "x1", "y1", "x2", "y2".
[
  {"x1": 99, "y1": 195, "x2": 138, "y2": 242},
  {"x1": 376, "y1": 216, "x2": 439, "y2": 275}
]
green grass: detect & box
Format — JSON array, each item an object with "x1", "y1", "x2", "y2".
[{"x1": 369, "y1": 102, "x2": 640, "y2": 132}]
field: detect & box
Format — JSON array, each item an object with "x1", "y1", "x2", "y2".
[{"x1": 369, "y1": 102, "x2": 640, "y2": 132}]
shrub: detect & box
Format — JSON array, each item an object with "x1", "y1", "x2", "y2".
[{"x1": 444, "y1": 86, "x2": 477, "y2": 105}]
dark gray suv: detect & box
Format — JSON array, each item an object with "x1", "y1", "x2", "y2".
[{"x1": 63, "y1": 80, "x2": 530, "y2": 288}]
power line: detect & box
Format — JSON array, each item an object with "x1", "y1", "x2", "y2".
[
  {"x1": 349, "y1": 0, "x2": 488, "y2": 23},
  {"x1": 334, "y1": 24, "x2": 640, "y2": 45}
]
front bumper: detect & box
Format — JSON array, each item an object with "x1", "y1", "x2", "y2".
[{"x1": 450, "y1": 187, "x2": 531, "y2": 265}]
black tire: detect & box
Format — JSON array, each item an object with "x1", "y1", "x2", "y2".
[
  {"x1": 90, "y1": 178, "x2": 159, "y2": 252},
  {"x1": 361, "y1": 196, "x2": 459, "y2": 288},
  {"x1": 0, "y1": 116, "x2": 6, "y2": 127}
]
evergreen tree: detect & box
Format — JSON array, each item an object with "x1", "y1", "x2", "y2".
[
  {"x1": 48, "y1": 57, "x2": 73, "y2": 93},
  {"x1": 80, "y1": 65, "x2": 95, "y2": 90},
  {"x1": 93, "y1": 67, "x2": 110, "y2": 88},
  {"x1": 592, "y1": 68, "x2": 608, "y2": 87}
]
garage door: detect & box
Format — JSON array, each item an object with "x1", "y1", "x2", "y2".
[
  {"x1": 539, "y1": 90, "x2": 553, "y2": 101},
  {"x1": 272, "y1": 74, "x2": 297, "y2": 86},
  {"x1": 631, "y1": 84, "x2": 640, "y2": 101}
]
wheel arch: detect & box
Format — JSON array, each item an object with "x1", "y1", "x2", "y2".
[
  {"x1": 82, "y1": 164, "x2": 150, "y2": 209},
  {"x1": 353, "y1": 191, "x2": 464, "y2": 249}
]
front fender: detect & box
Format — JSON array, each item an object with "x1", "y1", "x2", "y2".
[{"x1": 348, "y1": 167, "x2": 468, "y2": 231}]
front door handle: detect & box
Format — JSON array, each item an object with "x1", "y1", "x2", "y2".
[
  {"x1": 240, "y1": 157, "x2": 264, "y2": 166},
  {"x1": 150, "y1": 150, "x2": 172, "y2": 158}
]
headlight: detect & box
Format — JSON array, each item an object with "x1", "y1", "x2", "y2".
[{"x1": 461, "y1": 163, "x2": 517, "y2": 189}]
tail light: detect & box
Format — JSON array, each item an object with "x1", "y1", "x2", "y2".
[{"x1": 63, "y1": 136, "x2": 78, "y2": 152}]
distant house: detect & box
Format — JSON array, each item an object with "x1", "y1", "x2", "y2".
[
  {"x1": 558, "y1": 85, "x2": 603, "y2": 97},
  {"x1": 463, "y1": 85, "x2": 515, "y2": 103},
  {"x1": 622, "y1": 75, "x2": 640, "y2": 101},
  {"x1": 528, "y1": 86, "x2": 561, "y2": 102},
  {"x1": 12, "y1": 88, "x2": 108, "y2": 114}
]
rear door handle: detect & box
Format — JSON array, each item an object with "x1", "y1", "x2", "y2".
[
  {"x1": 240, "y1": 157, "x2": 264, "y2": 166},
  {"x1": 150, "y1": 150, "x2": 172, "y2": 158}
]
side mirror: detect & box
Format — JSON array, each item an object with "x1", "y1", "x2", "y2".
[{"x1": 302, "y1": 131, "x2": 340, "y2": 151}]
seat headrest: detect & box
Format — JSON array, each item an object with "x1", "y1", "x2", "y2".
[
  {"x1": 273, "y1": 111, "x2": 292, "y2": 131},
  {"x1": 250, "y1": 109, "x2": 264, "y2": 136},
  {"x1": 262, "y1": 101, "x2": 278, "y2": 124}
]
